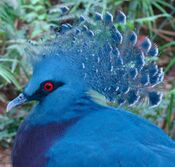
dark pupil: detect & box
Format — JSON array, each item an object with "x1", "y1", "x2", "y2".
[{"x1": 46, "y1": 85, "x2": 51, "y2": 89}]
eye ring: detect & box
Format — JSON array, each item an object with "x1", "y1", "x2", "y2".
[{"x1": 43, "y1": 82, "x2": 54, "y2": 92}]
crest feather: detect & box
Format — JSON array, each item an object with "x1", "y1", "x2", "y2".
[{"x1": 25, "y1": 9, "x2": 163, "y2": 107}]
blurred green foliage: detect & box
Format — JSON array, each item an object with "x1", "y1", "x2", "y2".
[{"x1": 0, "y1": 0, "x2": 175, "y2": 147}]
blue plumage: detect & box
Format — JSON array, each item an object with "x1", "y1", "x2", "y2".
[{"x1": 7, "y1": 9, "x2": 175, "y2": 167}]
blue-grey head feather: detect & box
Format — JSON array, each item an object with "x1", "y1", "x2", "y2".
[{"x1": 25, "y1": 10, "x2": 164, "y2": 107}]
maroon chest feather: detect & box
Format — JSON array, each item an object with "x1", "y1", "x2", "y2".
[{"x1": 12, "y1": 117, "x2": 80, "y2": 167}]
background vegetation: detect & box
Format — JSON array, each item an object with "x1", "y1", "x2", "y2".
[{"x1": 0, "y1": 0, "x2": 175, "y2": 151}]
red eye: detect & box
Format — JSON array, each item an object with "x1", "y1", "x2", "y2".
[{"x1": 43, "y1": 82, "x2": 54, "y2": 92}]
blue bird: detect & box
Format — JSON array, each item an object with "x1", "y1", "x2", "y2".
[{"x1": 7, "y1": 9, "x2": 175, "y2": 167}]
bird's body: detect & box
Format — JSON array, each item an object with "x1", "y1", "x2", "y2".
[
  {"x1": 8, "y1": 9, "x2": 175, "y2": 167},
  {"x1": 12, "y1": 96, "x2": 175, "y2": 167}
]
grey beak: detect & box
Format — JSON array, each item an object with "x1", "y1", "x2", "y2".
[{"x1": 6, "y1": 93, "x2": 28, "y2": 112}]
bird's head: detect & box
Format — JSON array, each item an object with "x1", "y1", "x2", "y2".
[
  {"x1": 7, "y1": 11, "x2": 164, "y2": 113},
  {"x1": 7, "y1": 52, "x2": 86, "y2": 112}
]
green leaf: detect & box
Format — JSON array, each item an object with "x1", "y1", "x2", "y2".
[
  {"x1": 157, "y1": 0, "x2": 175, "y2": 10},
  {"x1": 0, "y1": 64, "x2": 21, "y2": 89},
  {"x1": 24, "y1": 12, "x2": 38, "y2": 22},
  {"x1": 160, "y1": 41, "x2": 175, "y2": 51},
  {"x1": 153, "y1": 2, "x2": 167, "y2": 14},
  {"x1": 31, "y1": 27, "x2": 43, "y2": 38},
  {"x1": 164, "y1": 56, "x2": 175, "y2": 74},
  {"x1": 35, "y1": 5, "x2": 45, "y2": 12},
  {"x1": 166, "y1": 94, "x2": 174, "y2": 131},
  {"x1": 134, "y1": 14, "x2": 171, "y2": 23},
  {"x1": 38, "y1": 14, "x2": 46, "y2": 20},
  {"x1": 0, "y1": 131, "x2": 16, "y2": 140},
  {"x1": 31, "y1": 0, "x2": 40, "y2": 5}
]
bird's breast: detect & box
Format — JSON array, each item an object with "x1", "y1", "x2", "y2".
[{"x1": 12, "y1": 117, "x2": 80, "y2": 167}]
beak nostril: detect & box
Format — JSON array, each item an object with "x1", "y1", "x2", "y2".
[{"x1": 19, "y1": 95, "x2": 23, "y2": 99}]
